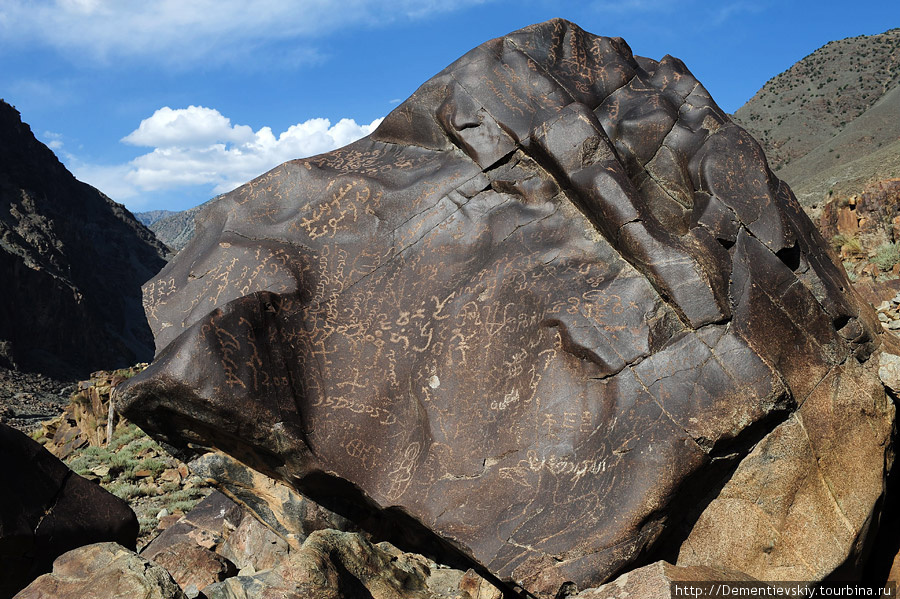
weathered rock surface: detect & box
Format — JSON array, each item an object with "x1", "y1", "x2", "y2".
[
  {"x1": 149, "y1": 542, "x2": 237, "y2": 593},
  {"x1": 676, "y1": 356, "x2": 894, "y2": 579},
  {"x1": 141, "y1": 491, "x2": 243, "y2": 561},
  {"x1": 0, "y1": 423, "x2": 139, "y2": 598},
  {"x1": 120, "y1": 19, "x2": 895, "y2": 597},
  {"x1": 575, "y1": 560, "x2": 757, "y2": 598},
  {"x1": 0, "y1": 101, "x2": 168, "y2": 379},
  {"x1": 15, "y1": 542, "x2": 186, "y2": 599},
  {"x1": 188, "y1": 450, "x2": 359, "y2": 544},
  {"x1": 202, "y1": 529, "x2": 499, "y2": 599}
]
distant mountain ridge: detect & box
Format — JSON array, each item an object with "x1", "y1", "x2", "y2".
[
  {"x1": 732, "y1": 28, "x2": 900, "y2": 210},
  {"x1": 0, "y1": 100, "x2": 168, "y2": 378},
  {"x1": 136, "y1": 197, "x2": 219, "y2": 253},
  {"x1": 134, "y1": 209, "x2": 178, "y2": 227}
]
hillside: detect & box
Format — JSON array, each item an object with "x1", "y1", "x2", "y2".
[
  {"x1": 134, "y1": 209, "x2": 177, "y2": 227},
  {"x1": 136, "y1": 197, "x2": 218, "y2": 253},
  {"x1": 732, "y1": 28, "x2": 900, "y2": 211},
  {"x1": 0, "y1": 100, "x2": 168, "y2": 379}
]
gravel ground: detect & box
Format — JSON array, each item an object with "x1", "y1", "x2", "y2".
[{"x1": 0, "y1": 367, "x2": 74, "y2": 432}]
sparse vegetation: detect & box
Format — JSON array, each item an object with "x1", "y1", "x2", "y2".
[
  {"x1": 40, "y1": 418, "x2": 212, "y2": 540},
  {"x1": 831, "y1": 233, "x2": 857, "y2": 251},
  {"x1": 873, "y1": 243, "x2": 900, "y2": 271}
]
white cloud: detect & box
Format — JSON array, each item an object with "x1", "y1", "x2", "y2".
[
  {"x1": 0, "y1": 0, "x2": 490, "y2": 66},
  {"x1": 70, "y1": 105, "x2": 383, "y2": 208},
  {"x1": 43, "y1": 131, "x2": 64, "y2": 150},
  {"x1": 122, "y1": 106, "x2": 255, "y2": 148}
]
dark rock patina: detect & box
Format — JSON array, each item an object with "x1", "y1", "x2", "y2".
[
  {"x1": 0, "y1": 423, "x2": 139, "y2": 598},
  {"x1": 120, "y1": 19, "x2": 888, "y2": 597}
]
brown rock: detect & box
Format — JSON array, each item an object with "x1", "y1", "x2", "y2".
[
  {"x1": 218, "y1": 510, "x2": 292, "y2": 573},
  {"x1": 15, "y1": 542, "x2": 185, "y2": 599},
  {"x1": 119, "y1": 18, "x2": 891, "y2": 598},
  {"x1": 141, "y1": 491, "x2": 242, "y2": 561},
  {"x1": 575, "y1": 561, "x2": 757, "y2": 598},
  {"x1": 148, "y1": 541, "x2": 236, "y2": 592},
  {"x1": 188, "y1": 450, "x2": 358, "y2": 544},
  {"x1": 0, "y1": 423, "x2": 138, "y2": 598},
  {"x1": 203, "y1": 529, "x2": 496, "y2": 599},
  {"x1": 157, "y1": 514, "x2": 182, "y2": 531},
  {"x1": 836, "y1": 206, "x2": 859, "y2": 236},
  {"x1": 160, "y1": 468, "x2": 182, "y2": 483},
  {"x1": 676, "y1": 356, "x2": 894, "y2": 579},
  {"x1": 459, "y1": 569, "x2": 504, "y2": 599}
]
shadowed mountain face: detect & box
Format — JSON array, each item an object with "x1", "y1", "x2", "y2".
[
  {"x1": 0, "y1": 101, "x2": 168, "y2": 379},
  {"x1": 120, "y1": 20, "x2": 893, "y2": 597}
]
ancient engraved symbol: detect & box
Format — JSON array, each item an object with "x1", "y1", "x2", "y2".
[{"x1": 382, "y1": 441, "x2": 422, "y2": 501}]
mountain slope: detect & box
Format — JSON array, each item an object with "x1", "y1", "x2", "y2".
[
  {"x1": 137, "y1": 197, "x2": 218, "y2": 253},
  {"x1": 0, "y1": 100, "x2": 168, "y2": 378},
  {"x1": 134, "y1": 209, "x2": 178, "y2": 227},
  {"x1": 732, "y1": 28, "x2": 900, "y2": 209}
]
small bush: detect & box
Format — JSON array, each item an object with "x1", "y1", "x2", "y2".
[
  {"x1": 873, "y1": 243, "x2": 900, "y2": 271},
  {"x1": 832, "y1": 234, "x2": 862, "y2": 253}
]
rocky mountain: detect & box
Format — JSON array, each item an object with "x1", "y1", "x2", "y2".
[
  {"x1": 136, "y1": 198, "x2": 218, "y2": 253},
  {"x1": 134, "y1": 209, "x2": 178, "y2": 228},
  {"x1": 732, "y1": 28, "x2": 900, "y2": 212},
  {"x1": 0, "y1": 100, "x2": 168, "y2": 379}
]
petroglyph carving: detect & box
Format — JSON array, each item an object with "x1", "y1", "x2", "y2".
[{"x1": 120, "y1": 18, "x2": 888, "y2": 599}]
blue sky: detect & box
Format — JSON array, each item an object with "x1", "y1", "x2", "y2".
[{"x1": 1, "y1": 0, "x2": 897, "y2": 213}]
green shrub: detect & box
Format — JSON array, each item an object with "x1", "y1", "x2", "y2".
[
  {"x1": 832, "y1": 234, "x2": 862, "y2": 253},
  {"x1": 873, "y1": 243, "x2": 900, "y2": 271}
]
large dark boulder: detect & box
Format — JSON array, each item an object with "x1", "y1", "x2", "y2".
[
  {"x1": 0, "y1": 100, "x2": 168, "y2": 379},
  {"x1": 119, "y1": 19, "x2": 896, "y2": 597},
  {"x1": 0, "y1": 423, "x2": 138, "y2": 598}
]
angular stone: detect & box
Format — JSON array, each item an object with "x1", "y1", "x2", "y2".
[
  {"x1": 575, "y1": 561, "x2": 757, "y2": 598},
  {"x1": 676, "y1": 357, "x2": 894, "y2": 579},
  {"x1": 148, "y1": 541, "x2": 236, "y2": 592},
  {"x1": 15, "y1": 542, "x2": 185, "y2": 599},
  {"x1": 0, "y1": 423, "x2": 138, "y2": 598},
  {"x1": 141, "y1": 491, "x2": 242, "y2": 561},
  {"x1": 188, "y1": 450, "x2": 357, "y2": 545},
  {"x1": 119, "y1": 18, "x2": 892, "y2": 598},
  {"x1": 218, "y1": 509, "x2": 292, "y2": 573},
  {"x1": 202, "y1": 529, "x2": 499, "y2": 599}
]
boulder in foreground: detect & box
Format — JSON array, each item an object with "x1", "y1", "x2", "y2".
[
  {"x1": 120, "y1": 19, "x2": 896, "y2": 597},
  {"x1": 0, "y1": 423, "x2": 139, "y2": 598}
]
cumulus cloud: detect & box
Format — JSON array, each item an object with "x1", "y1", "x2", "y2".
[
  {"x1": 71, "y1": 105, "x2": 383, "y2": 207},
  {"x1": 0, "y1": 0, "x2": 490, "y2": 66}
]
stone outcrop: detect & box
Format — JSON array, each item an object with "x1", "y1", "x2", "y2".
[
  {"x1": 137, "y1": 487, "x2": 502, "y2": 599},
  {"x1": 187, "y1": 450, "x2": 359, "y2": 544},
  {"x1": 819, "y1": 178, "x2": 900, "y2": 282},
  {"x1": 675, "y1": 355, "x2": 893, "y2": 579},
  {"x1": 15, "y1": 542, "x2": 186, "y2": 599},
  {"x1": 202, "y1": 529, "x2": 500, "y2": 599},
  {"x1": 141, "y1": 491, "x2": 243, "y2": 563},
  {"x1": 574, "y1": 561, "x2": 757, "y2": 598},
  {"x1": 0, "y1": 100, "x2": 168, "y2": 379},
  {"x1": 0, "y1": 423, "x2": 139, "y2": 598},
  {"x1": 119, "y1": 19, "x2": 896, "y2": 597},
  {"x1": 36, "y1": 366, "x2": 145, "y2": 459}
]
